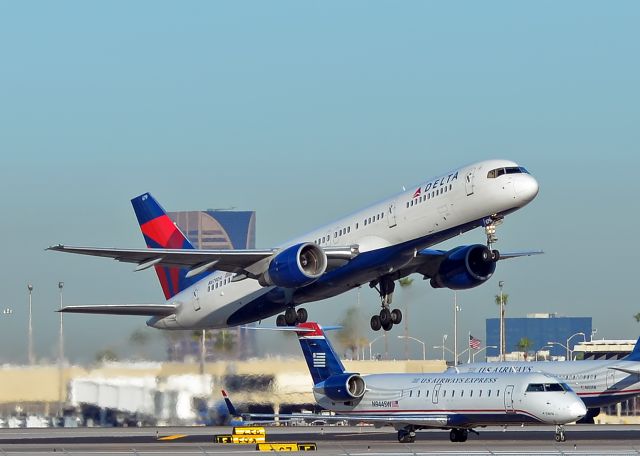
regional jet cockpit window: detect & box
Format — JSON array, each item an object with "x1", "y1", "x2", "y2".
[
  {"x1": 526, "y1": 383, "x2": 569, "y2": 392},
  {"x1": 487, "y1": 167, "x2": 530, "y2": 178}
]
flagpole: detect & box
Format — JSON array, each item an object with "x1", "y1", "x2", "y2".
[{"x1": 468, "y1": 331, "x2": 471, "y2": 364}]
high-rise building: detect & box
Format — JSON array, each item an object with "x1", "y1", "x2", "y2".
[{"x1": 166, "y1": 209, "x2": 257, "y2": 361}]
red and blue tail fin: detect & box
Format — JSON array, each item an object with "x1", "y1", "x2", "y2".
[
  {"x1": 295, "y1": 322, "x2": 346, "y2": 385},
  {"x1": 131, "y1": 193, "x2": 208, "y2": 299}
]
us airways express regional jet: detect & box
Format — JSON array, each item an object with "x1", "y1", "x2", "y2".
[
  {"x1": 49, "y1": 159, "x2": 539, "y2": 331},
  {"x1": 225, "y1": 322, "x2": 586, "y2": 443}
]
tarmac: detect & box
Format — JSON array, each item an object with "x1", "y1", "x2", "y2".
[{"x1": 2, "y1": 425, "x2": 640, "y2": 455}]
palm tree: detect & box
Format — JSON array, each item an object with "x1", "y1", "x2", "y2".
[
  {"x1": 336, "y1": 306, "x2": 364, "y2": 360},
  {"x1": 516, "y1": 337, "x2": 533, "y2": 360},
  {"x1": 634, "y1": 313, "x2": 640, "y2": 323},
  {"x1": 495, "y1": 293, "x2": 509, "y2": 358}
]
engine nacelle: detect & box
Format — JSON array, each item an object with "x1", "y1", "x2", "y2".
[
  {"x1": 430, "y1": 244, "x2": 496, "y2": 290},
  {"x1": 259, "y1": 242, "x2": 327, "y2": 288},
  {"x1": 314, "y1": 373, "x2": 366, "y2": 402}
]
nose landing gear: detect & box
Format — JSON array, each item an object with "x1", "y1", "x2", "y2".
[{"x1": 554, "y1": 425, "x2": 566, "y2": 442}]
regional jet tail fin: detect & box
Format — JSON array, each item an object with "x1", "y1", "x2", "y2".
[
  {"x1": 295, "y1": 322, "x2": 347, "y2": 384},
  {"x1": 58, "y1": 304, "x2": 176, "y2": 316}
]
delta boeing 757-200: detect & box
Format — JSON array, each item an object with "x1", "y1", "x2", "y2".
[{"x1": 49, "y1": 159, "x2": 539, "y2": 331}]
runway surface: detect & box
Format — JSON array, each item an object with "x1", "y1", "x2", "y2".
[{"x1": 1, "y1": 425, "x2": 640, "y2": 455}]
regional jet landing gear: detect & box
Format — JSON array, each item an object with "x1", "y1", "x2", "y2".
[
  {"x1": 275, "y1": 307, "x2": 308, "y2": 326},
  {"x1": 369, "y1": 276, "x2": 403, "y2": 332},
  {"x1": 449, "y1": 428, "x2": 469, "y2": 442},
  {"x1": 554, "y1": 425, "x2": 566, "y2": 442},
  {"x1": 397, "y1": 427, "x2": 416, "y2": 443}
]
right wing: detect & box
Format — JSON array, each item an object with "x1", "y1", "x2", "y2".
[{"x1": 58, "y1": 304, "x2": 176, "y2": 316}]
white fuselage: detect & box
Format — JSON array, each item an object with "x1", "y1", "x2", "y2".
[
  {"x1": 317, "y1": 371, "x2": 586, "y2": 428},
  {"x1": 455, "y1": 359, "x2": 640, "y2": 409},
  {"x1": 150, "y1": 159, "x2": 539, "y2": 329}
]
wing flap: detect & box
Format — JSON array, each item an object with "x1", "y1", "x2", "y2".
[{"x1": 59, "y1": 304, "x2": 176, "y2": 316}]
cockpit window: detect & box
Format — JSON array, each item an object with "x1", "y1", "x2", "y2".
[
  {"x1": 544, "y1": 383, "x2": 565, "y2": 392},
  {"x1": 527, "y1": 383, "x2": 567, "y2": 392},
  {"x1": 487, "y1": 167, "x2": 530, "y2": 178}
]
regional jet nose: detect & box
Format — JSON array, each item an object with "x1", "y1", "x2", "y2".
[
  {"x1": 513, "y1": 173, "x2": 539, "y2": 205},
  {"x1": 567, "y1": 399, "x2": 587, "y2": 422}
]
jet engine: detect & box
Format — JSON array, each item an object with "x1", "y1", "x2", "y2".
[
  {"x1": 430, "y1": 244, "x2": 496, "y2": 290},
  {"x1": 314, "y1": 373, "x2": 366, "y2": 402},
  {"x1": 259, "y1": 242, "x2": 327, "y2": 288}
]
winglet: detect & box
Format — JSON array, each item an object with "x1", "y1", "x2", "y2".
[{"x1": 221, "y1": 389, "x2": 238, "y2": 417}]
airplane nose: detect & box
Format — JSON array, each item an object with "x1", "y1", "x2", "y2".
[
  {"x1": 514, "y1": 174, "x2": 539, "y2": 204},
  {"x1": 569, "y1": 399, "x2": 587, "y2": 421}
]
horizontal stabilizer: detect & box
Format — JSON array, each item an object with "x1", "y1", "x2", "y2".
[{"x1": 58, "y1": 304, "x2": 176, "y2": 316}]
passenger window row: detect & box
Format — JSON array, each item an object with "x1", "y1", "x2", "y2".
[{"x1": 405, "y1": 184, "x2": 453, "y2": 209}]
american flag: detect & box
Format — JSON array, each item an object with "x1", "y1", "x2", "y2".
[
  {"x1": 412, "y1": 187, "x2": 421, "y2": 198},
  {"x1": 469, "y1": 335, "x2": 481, "y2": 349}
]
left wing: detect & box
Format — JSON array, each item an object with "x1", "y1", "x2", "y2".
[
  {"x1": 47, "y1": 244, "x2": 359, "y2": 278},
  {"x1": 221, "y1": 391, "x2": 447, "y2": 427}
]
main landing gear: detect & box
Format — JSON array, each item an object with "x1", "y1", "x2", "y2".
[
  {"x1": 370, "y1": 276, "x2": 402, "y2": 332},
  {"x1": 449, "y1": 428, "x2": 469, "y2": 442},
  {"x1": 275, "y1": 307, "x2": 308, "y2": 326},
  {"x1": 397, "y1": 427, "x2": 416, "y2": 443},
  {"x1": 554, "y1": 425, "x2": 566, "y2": 442}
]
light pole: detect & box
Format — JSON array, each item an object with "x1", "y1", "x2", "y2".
[
  {"x1": 398, "y1": 336, "x2": 426, "y2": 360},
  {"x1": 453, "y1": 292, "x2": 459, "y2": 366},
  {"x1": 369, "y1": 335, "x2": 385, "y2": 360},
  {"x1": 566, "y1": 332, "x2": 586, "y2": 360},
  {"x1": 472, "y1": 345, "x2": 498, "y2": 362},
  {"x1": 498, "y1": 281, "x2": 505, "y2": 361},
  {"x1": 28, "y1": 283, "x2": 34, "y2": 365},
  {"x1": 433, "y1": 344, "x2": 454, "y2": 361},
  {"x1": 443, "y1": 334, "x2": 447, "y2": 361},
  {"x1": 547, "y1": 341, "x2": 570, "y2": 360},
  {"x1": 590, "y1": 328, "x2": 598, "y2": 341},
  {"x1": 58, "y1": 281, "x2": 64, "y2": 416}
]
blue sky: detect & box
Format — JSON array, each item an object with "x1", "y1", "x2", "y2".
[{"x1": 0, "y1": 1, "x2": 639, "y2": 363}]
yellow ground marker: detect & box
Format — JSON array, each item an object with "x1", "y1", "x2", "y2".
[
  {"x1": 157, "y1": 434, "x2": 188, "y2": 441},
  {"x1": 214, "y1": 434, "x2": 266, "y2": 444},
  {"x1": 233, "y1": 426, "x2": 266, "y2": 435},
  {"x1": 256, "y1": 442, "x2": 317, "y2": 451}
]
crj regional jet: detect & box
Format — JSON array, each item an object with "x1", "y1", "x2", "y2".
[
  {"x1": 49, "y1": 159, "x2": 539, "y2": 331},
  {"x1": 453, "y1": 338, "x2": 640, "y2": 424},
  {"x1": 224, "y1": 322, "x2": 586, "y2": 443}
]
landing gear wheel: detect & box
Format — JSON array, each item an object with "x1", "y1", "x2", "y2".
[
  {"x1": 554, "y1": 425, "x2": 566, "y2": 442},
  {"x1": 296, "y1": 308, "x2": 308, "y2": 323},
  {"x1": 449, "y1": 429, "x2": 468, "y2": 442},
  {"x1": 379, "y1": 308, "x2": 392, "y2": 326},
  {"x1": 284, "y1": 307, "x2": 298, "y2": 326},
  {"x1": 397, "y1": 429, "x2": 416, "y2": 443},
  {"x1": 391, "y1": 309, "x2": 402, "y2": 325},
  {"x1": 276, "y1": 314, "x2": 286, "y2": 327},
  {"x1": 491, "y1": 249, "x2": 500, "y2": 261},
  {"x1": 370, "y1": 315, "x2": 382, "y2": 331},
  {"x1": 382, "y1": 320, "x2": 393, "y2": 331}
]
